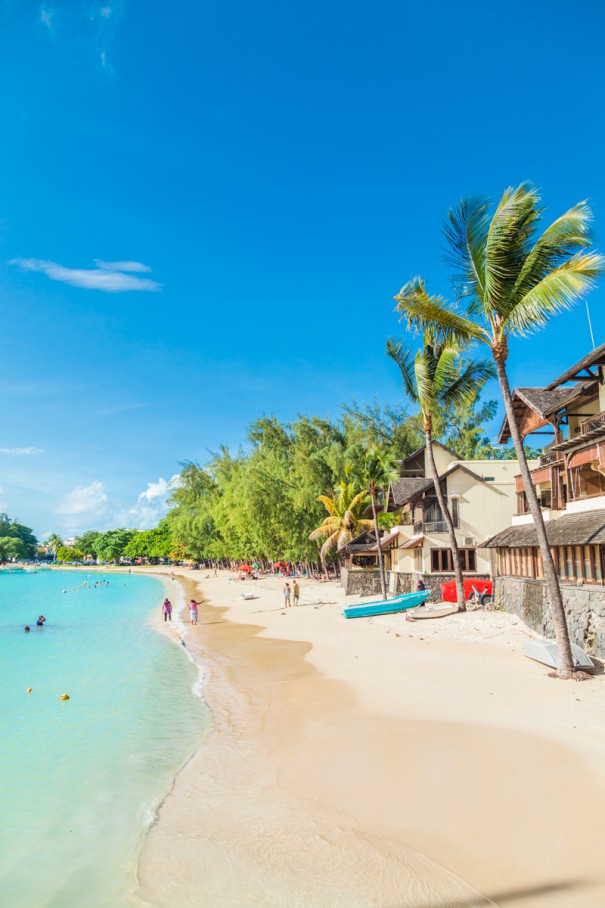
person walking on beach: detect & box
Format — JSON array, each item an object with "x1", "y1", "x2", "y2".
[
  {"x1": 189, "y1": 599, "x2": 200, "y2": 625},
  {"x1": 283, "y1": 583, "x2": 291, "y2": 608},
  {"x1": 292, "y1": 581, "x2": 300, "y2": 606},
  {"x1": 162, "y1": 598, "x2": 172, "y2": 622}
]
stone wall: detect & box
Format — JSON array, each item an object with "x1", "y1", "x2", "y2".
[
  {"x1": 495, "y1": 576, "x2": 605, "y2": 658},
  {"x1": 341, "y1": 570, "x2": 490, "y2": 601}
]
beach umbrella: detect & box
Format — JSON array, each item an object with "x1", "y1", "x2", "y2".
[
  {"x1": 240, "y1": 564, "x2": 253, "y2": 572},
  {"x1": 252, "y1": 563, "x2": 260, "y2": 570},
  {"x1": 273, "y1": 561, "x2": 288, "y2": 571}
]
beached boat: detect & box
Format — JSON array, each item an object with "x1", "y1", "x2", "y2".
[
  {"x1": 407, "y1": 603, "x2": 457, "y2": 621},
  {"x1": 343, "y1": 590, "x2": 430, "y2": 619},
  {"x1": 523, "y1": 639, "x2": 596, "y2": 672},
  {"x1": 239, "y1": 592, "x2": 258, "y2": 600}
]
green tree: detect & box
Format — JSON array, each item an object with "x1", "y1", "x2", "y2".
[
  {"x1": 43, "y1": 533, "x2": 64, "y2": 561},
  {"x1": 56, "y1": 545, "x2": 84, "y2": 562},
  {"x1": 94, "y1": 529, "x2": 137, "y2": 562},
  {"x1": 75, "y1": 530, "x2": 102, "y2": 560},
  {"x1": 309, "y1": 481, "x2": 373, "y2": 572},
  {"x1": 0, "y1": 513, "x2": 37, "y2": 559},
  {"x1": 394, "y1": 184, "x2": 603, "y2": 675},
  {"x1": 360, "y1": 448, "x2": 399, "y2": 599},
  {"x1": 0, "y1": 536, "x2": 27, "y2": 561},
  {"x1": 387, "y1": 336, "x2": 495, "y2": 610}
]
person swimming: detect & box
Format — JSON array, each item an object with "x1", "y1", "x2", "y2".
[
  {"x1": 24, "y1": 626, "x2": 30, "y2": 632},
  {"x1": 36, "y1": 615, "x2": 46, "y2": 626}
]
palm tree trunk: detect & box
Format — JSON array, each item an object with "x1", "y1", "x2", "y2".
[
  {"x1": 371, "y1": 492, "x2": 387, "y2": 599},
  {"x1": 495, "y1": 356, "x2": 576, "y2": 676},
  {"x1": 425, "y1": 429, "x2": 466, "y2": 611}
]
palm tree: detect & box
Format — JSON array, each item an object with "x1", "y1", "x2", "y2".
[
  {"x1": 394, "y1": 183, "x2": 603, "y2": 676},
  {"x1": 387, "y1": 337, "x2": 495, "y2": 610},
  {"x1": 309, "y1": 481, "x2": 373, "y2": 573},
  {"x1": 44, "y1": 533, "x2": 63, "y2": 562},
  {"x1": 361, "y1": 448, "x2": 399, "y2": 599}
]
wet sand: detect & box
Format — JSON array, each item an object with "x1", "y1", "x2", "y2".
[{"x1": 133, "y1": 570, "x2": 605, "y2": 907}]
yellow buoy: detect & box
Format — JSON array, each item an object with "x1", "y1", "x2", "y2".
[
  {"x1": 27, "y1": 687, "x2": 32, "y2": 694},
  {"x1": 60, "y1": 693, "x2": 70, "y2": 701}
]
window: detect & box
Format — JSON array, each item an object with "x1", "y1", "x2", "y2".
[
  {"x1": 451, "y1": 498, "x2": 460, "y2": 528},
  {"x1": 414, "y1": 546, "x2": 423, "y2": 572},
  {"x1": 430, "y1": 548, "x2": 476, "y2": 572},
  {"x1": 503, "y1": 545, "x2": 604, "y2": 584},
  {"x1": 483, "y1": 476, "x2": 495, "y2": 482}
]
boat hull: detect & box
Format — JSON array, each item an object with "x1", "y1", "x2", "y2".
[
  {"x1": 523, "y1": 639, "x2": 596, "y2": 672},
  {"x1": 407, "y1": 603, "x2": 457, "y2": 621},
  {"x1": 343, "y1": 590, "x2": 430, "y2": 619}
]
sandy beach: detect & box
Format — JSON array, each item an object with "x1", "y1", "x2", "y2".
[{"x1": 124, "y1": 567, "x2": 605, "y2": 907}]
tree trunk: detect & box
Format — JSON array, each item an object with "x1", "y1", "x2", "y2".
[
  {"x1": 425, "y1": 429, "x2": 466, "y2": 611},
  {"x1": 371, "y1": 492, "x2": 387, "y2": 599},
  {"x1": 495, "y1": 356, "x2": 576, "y2": 676}
]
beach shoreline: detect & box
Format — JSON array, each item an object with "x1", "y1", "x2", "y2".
[{"x1": 108, "y1": 566, "x2": 604, "y2": 908}]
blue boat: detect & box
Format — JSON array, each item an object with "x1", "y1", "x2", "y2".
[{"x1": 343, "y1": 589, "x2": 430, "y2": 619}]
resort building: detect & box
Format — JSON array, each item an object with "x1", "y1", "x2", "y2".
[
  {"x1": 342, "y1": 441, "x2": 532, "y2": 597},
  {"x1": 485, "y1": 344, "x2": 605, "y2": 656}
]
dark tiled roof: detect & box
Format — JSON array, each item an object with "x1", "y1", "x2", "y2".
[
  {"x1": 546, "y1": 343, "x2": 605, "y2": 390},
  {"x1": 484, "y1": 508, "x2": 605, "y2": 548},
  {"x1": 515, "y1": 387, "x2": 576, "y2": 419},
  {"x1": 390, "y1": 477, "x2": 434, "y2": 507},
  {"x1": 497, "y1": 382, "x2": 593, "y2": 444}
]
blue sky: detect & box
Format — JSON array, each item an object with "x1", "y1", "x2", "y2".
[{"x1": 1, "y1": 0, "x2": 604, "y2": 540}]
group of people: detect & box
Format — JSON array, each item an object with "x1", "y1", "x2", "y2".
[
  {"x1": 283, "y1": 581, "x2": 300, "y2": 608},
  {"x1": 24, "y1": 615, "x2": 46, "y2": 632},
  {"x1": 162, "y1": 598, "x2": 202, "y2": 625}
]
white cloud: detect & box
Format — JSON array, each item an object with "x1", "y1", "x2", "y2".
[
  {"x1": 40, "y1": 7, "x2": 54, "y2": 28},
  {"x1": 94, "y1": 259, "x2": 151, "y2": 273},
  {"x1": 0, "y1": 447, "x2": 44, "y2": 456},
  {"x1": 10, "y1": 258, "x2": 162, "y2": 293},
  {"x1": 119, "y1": 475, "x2": 180, "y2": 530},
  {"x1": 100, "y1": 5, "x2": 112, "y2": 17},
  {"x1": 55, "y1": 480, "x2": 110, "y2": 531}
]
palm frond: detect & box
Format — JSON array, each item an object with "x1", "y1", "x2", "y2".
[
  {"x1": 394, "y1": 277, "x2": 488, "y2": 347},
  {"x1": 443, "y1": 196, "x2": 490, "y2": 302},
  {"x1": 510, "y1": 201, "x2": 594, "y2": 309},
  {"x1": 413, "y1": 350, "x2": 436, "y2": 418},
  {"x1": 386, "y1": 338, "x2": 419, "y2": 403},
  {"x1": 437, "y1": 357, "x2": 497, "y2": 408},
  {"x1": 504, "y1": 252, "x2": 604, "y2": 336},
  {"x1": 484, "y1": 183, "x2": 541, "y2": 316},
  {"x1": 317, "y1": 494, "x2": 338, "y2": 517}
]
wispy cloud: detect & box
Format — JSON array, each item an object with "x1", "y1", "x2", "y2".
[
  {"x1": 39, "y1": 6, "x2": 54, "y2": 28},
  {"x1": 94, "y1": 259, "x2": 152, "y2": 273},
  {"x1": 53, "y1": 474, "x2": 179, "y2": 533},
  {"x1": 0, "y1": 447, "x2": 44, "y2": 456},
  {"x1": 55, "y1": 480, "x2": 110, "y2": 531},
  {"x1": 100, "y1": 5, "x2": 112, "y2": 17},
  {"x1": 119, "y1": 475, "x2": 179, "y2": 529},
  {"x1": 10, "y1": 258, "x2": 162, "y2": 292}
]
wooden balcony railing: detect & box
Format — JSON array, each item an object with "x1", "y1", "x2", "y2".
[
  {"x1": 581, "y1": 410, "x2": 605, "y2": 434},
  {"x1": 540, "y1": 451, "x2": 564, "y2": 467}
]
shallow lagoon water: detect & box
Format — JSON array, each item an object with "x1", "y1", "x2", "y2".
[{"x1": 0, "y1": 570, "x2": 207, "y2": 908}]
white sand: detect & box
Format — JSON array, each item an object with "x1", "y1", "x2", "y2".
[{"x1": 78, "y1": 566, "x2": 605, "y2": 907}]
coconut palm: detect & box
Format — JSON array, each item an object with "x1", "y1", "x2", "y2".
[
  {"x1": 309, "y1": 481, "x2": 373, "y2": 572},
  {"x1": 43, "y1": 533, "x2": 63, "y2": 562},
  {"x1": 387, "y1": 337, "x2": 495, "y2": 610},
  {"x1": 360, "y1": 448, "x2": 399, "y2": 599},
  {"x1": 394, "y1": 183, "x2": 603, "y2": 675}
]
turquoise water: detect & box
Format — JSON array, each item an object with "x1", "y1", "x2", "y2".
[{"x1": 0, "y1": 570, "x2": 208, "y2": 908}]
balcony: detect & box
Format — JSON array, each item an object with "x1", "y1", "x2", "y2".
[
  {"x1": 413, "y1": 519, "x2": 458, "y2": 534},
  {"x1": 539, "y1": 451, "x2": 564, "y2": 467},
  {"x1": 580, "y1": 410, "x2": 605, "y2": 434}
]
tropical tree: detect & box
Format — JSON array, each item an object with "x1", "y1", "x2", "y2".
[
  {"x1": 309, "y1": 481, "x2": 373, "y2": 573},
  {"x1": 360, "y1": 448, "x2": 399, "y2": 599},
  {"x1": 394, "y1": 183, "x2": 603, "y2": 673},
  {"x1": 387, "y1": 336, "x2": 495, "y2": 610},
  {"x1": 43, "y1": 533, "x2": 64, "y2": 561}
]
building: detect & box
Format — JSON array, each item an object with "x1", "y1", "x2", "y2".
[
  {"x1": 485, "y1": 344, "x2": 605, "y2": 655},
  {"x1": 341, "y1": 441, "x2": 532, "y2": 598}
]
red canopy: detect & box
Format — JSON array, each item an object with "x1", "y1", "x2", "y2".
[{"x1": 240, "y1": 564, "x2": 253, "y2": 572}]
